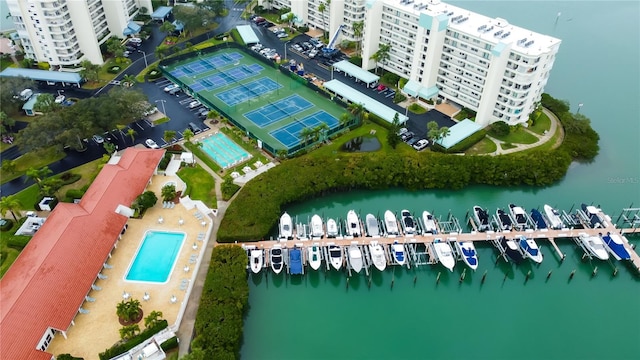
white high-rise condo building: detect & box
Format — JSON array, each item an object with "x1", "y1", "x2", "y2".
[
  {"x1": 6, "y1": 0, "x2": 153, "y2": 67},
  {"x1": 262, "y1": 0, "x2": 561, "y2": 126}
]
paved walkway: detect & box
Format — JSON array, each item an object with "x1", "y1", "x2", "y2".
[{"x1": 487, "y1": 107, "x2": 563, "y2": 155}]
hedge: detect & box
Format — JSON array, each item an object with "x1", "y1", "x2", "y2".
[
  {"x1": 191, "y1": 246, "x2": 248, "y2": 359},
  {"x1": 98, "y1": 320, "x2": 169, "y2": 360},
  {"x1": 160, "y1": 336, "x2": 179, "y2": 351},
  {"x1": 7, "y1": 235, "x2": 31, "y2": 250},
  {"x1": 229, "y1": 28, "x2": 245, "y2": 46},
  {"x1": 64, "y1": 189, "x2": 86, "y2": 203},
  {"x1": 0, "y1": 219, "x2": 13, "y2": 232}
]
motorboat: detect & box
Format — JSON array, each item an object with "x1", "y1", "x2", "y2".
[
  {"x1": 328, "y1": 245, "x2": 343, "y2": 270},
  {"x1": 455, "y1": 241, "x2": 478, "y2": 271},
  {"x1": 509, "y1": 203, "x2": 528, "y2": 229},
  {"x1": 391, "y1": 241, "x2": 406, "y2": 266},
  {"x1": 326, "y1": 218, "x2": 339, "y2": 238},
  {"x1": 543, "y1": 204, "x2": 564, "y2": 229},
  {"x1": 400, "y1": 210, "x2": 416, "y2": 235},
  {"x1": 517, "y1": 235, "x2": 543, "y2": 264},
  {"x1": 346, "y1": 210, "x2": 362, "y2": 237},
  {"x1": 279, "y1": 212, "x2": 293, "y2": 240},
  {"x1": 498, "y1": 236, "x2": 523, "y2": 264},
  {"x1": 578, "y1": 233, "x2": 609, "y2": 260},
  {"x1": 432, "y1": 240, "x2": 456, "y2": 272},
  {"x1": 369, "y1": 241, "x2": 387, "y2": 271},
  {"x1": 308, "y1": 244, "x2": 322, "y2": 270},
  {"x1": 250, "y1": 249, "x2": 263, "y2": 274},
  {"x1": 289, "y1": 247, "x2": 303, "y2": 275},
  {"x1": 384, "y1": 210, "x2": 400, "y2": 236},
  {"x1": 365, "y1": 213, "x2": 380, "y2": 237},
  {"x1": 582, "y1": 204, "x2": 604, "y2": 228},
  {"x1": 348, "y1": 243, "x2": 363, "y2": 273},
  {"x1": 530, "y1": 209, "x2": 548, "y2": 230},
  {"x1": 601, "y1": 232, "x2": 631, "y2": 260},
  {"x1": 270, "y1": 245, "x2": 284, "y2": 274},
  {"x1": 422, "y1": 211, "x2": 438, "y2": 234},
  {"x1": 310, "y1": 214, "x2": 324, "y2": 239},
  {"x1": 496, "y1": 209, "x2": 513, "y2": 231},
  {"x1": 472, "y1": 206, "x2": 490, "y2": 232}
]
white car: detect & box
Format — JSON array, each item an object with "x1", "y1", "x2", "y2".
[
  {"x1": 145, "y1": 139, "x2": 159, "y2": 149},
  {"x1": 188, "y1": 100, "x2": 201, "y2": 109},
  {"x1": 412, "y1": 139, "x2": 429, "y2": 151},
  {"x1": 92, "y1": 135, "x2": 104, "y2": 144},
  {"x1": 163, "y1": 83, "x2": 179, "y2": 92},
  {"x1": 54, "y1": 95, "x2": 65, "y2": 104},
  {"x1": 308, "y1": 49, "x2": 318, "y2": 58}
]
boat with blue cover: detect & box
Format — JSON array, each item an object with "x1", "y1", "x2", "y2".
[
  {"x1": 601, "y1": 232, "x2": 631, "y2": 260},
  {"x1": 392, "y1": 241, "x2": 406, "y2": 265},
  {"x1": 530, "y1": 209, "x2": 548, "y2": 230},
  {"x1": 289, "y1": 247, "x2": 303, "y2": 275},
  {"x1": 517, "y1": 235, "x2": 543, "y2": 264},
  {"x1": 455, "y1": 241, "x2": 478, "y2": 271},
  {"x1": 582, "y1": 204, "x2": 604, "y2": 228}
]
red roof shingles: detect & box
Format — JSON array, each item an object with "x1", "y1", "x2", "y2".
[{"x1": 0, "y1": 148, "x2": 164, "y2": 360}]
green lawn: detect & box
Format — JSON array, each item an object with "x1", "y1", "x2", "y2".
[
  {"x1": 177, "y1": 164, "x2": 217, "y2": 208},
  {"x1": 490, "y1": 128, "x2": 539, "y2": 144},
  {"x1": 501, "y1": 142, "x2": 517, "y2": 150},
  {"x1": 529, "y1": 111, "x2": 551, "y2": 135},
  {"x1": 465, "y1": 137, "x2": 498, "y2": 155},
  {"x1": 0, "y1": 146, "x2": 66, "y2": 185}
]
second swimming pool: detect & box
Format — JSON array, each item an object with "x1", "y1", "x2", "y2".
[{"x1": 125, "y1": 230, "x2": 185, "y2": 283}]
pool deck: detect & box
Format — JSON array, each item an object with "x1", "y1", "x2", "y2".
[{"x1": 46, "y1": 174, "x2": 214, "y2": 359}]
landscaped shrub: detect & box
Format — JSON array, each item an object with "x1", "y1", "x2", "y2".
[
  {"x1": 56, "y1": 354, "x2": 84, "y2": 360},
  {"x1": 64, "y1": 189, "x2": 86, "y2": 203},
  {"x1": 297, "y1": 25, "x2": 309, "y2": 33},
  {"x1": 7, "y1": 235, "x2": 31, "y2": 250},
  {"x1": 59, "y1": 172, "x2": 81, "y2": 185},
  {"x1": 393, "y1": 92, "x2": 406, "y2": 103},
  {"x1": 348, "y1": 56, "x2": 362, "y2": 67},
  {"x1": 381, "y1": 72, "x2": 400, "y2": 87},
  {"x1": 489, "y1": 121, "x2": 510, "y2": 137},
  {"x1": 98, "y1": 320, "x2": 168, "y2": 360},
  {"x1": 147, "y1": 68, "x2": 163, "y2": 80},
  {"x1": 107, "y1": 66, "x2": 121, "y2": 74},
  {"x1": 158, "y1": 153, "x2": 172, "y2": 170},
  {"x1": 230, "y1": 28, "x2": 245, "y2": 46},
  {"x1": 0, "y1": 219, "x2": 13, "y2": 232},
  {"x1": 221, "y1": 177, "x2": 240, "y2": 201},
  {"x1": 160, "y1": 336, "x2": 179, "y2": 351}
]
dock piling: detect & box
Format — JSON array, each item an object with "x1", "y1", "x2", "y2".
[
  {"x1": 546, "y1": 270, "x2": 552, "y2": 280},
  {"x1": 569, "y1": 269, "x2": 576, "y2": 280},
  {"x1": 481, "y1": 270, "x2": 487, "y2": 284},
  {"x1": 592, "y1": 266, "x2": 598, "y2": 277},
  {"x1": 436, "y1": 271, "x2": 441, "y2": 285}
]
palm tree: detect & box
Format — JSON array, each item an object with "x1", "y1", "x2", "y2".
[
  {"x1": 161, "y1": 184, "x2": 177, "y2": 202},
  {"x1": 160, "y1": 21, "x2": 176, "y2": 34},
  {"x1": 163, "y1": 130, "x2": 176, "y2": 144},
  {"x1": 144, "y1": 310, "x2": 164, "y2": 329},
  {"x1": 370, "y1": 43, "x2": 391, "y2": 75},
  {"x1": 122, "y1": 74, "x2": 136, "y2": 87},
  {"x1": 318, "y1": 2, "x2": 329, "y2": 41},
  {"x1": 439, "y1": 126, "x2": 451, "y2": 140},
  {"x1": 348, "y1": 102, "x2": 365, "y2": 125},
  {"x1": 26, "y1": 166, "x2": 52, "y2": 190},
  {"x1": 352, "y1": 21, "x2": 364, "y2": 54},
  {"x1": 119, "y1": 324, "x2": 140, "y2": 340},
  {"x1": 339, "y1": 112, "x2": 352, "y2": 128},
  {"x1": 0, "y1": 195, "x2": 23, "y2": 222},
  {"x1": 299, "y1": 127, "x2": 314, "y2": 147},
  {"x1": 116, "y1": 298, "x2": 142, "y2": 323},
  {"x1": 79, "y1": 60, "x2": 100, "y2": 83},
  {"x1": 127, "y1": 128, "x2": 137, "y2": 143},
  {"x1": 183, "y1": 129, "x2": 194, "y2": 143}
]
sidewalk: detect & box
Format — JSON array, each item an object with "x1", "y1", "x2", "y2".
[{"x1": 487, "y1": 107, "x2": 563, "y2": 155}]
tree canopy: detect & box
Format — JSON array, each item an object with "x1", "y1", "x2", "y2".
[{"x1": 173, "y1": 5, "x2": 216, "y2": 36}]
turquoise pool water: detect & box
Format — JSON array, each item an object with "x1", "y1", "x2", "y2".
[
  {"x1": 125, "y1": 231, "x2": 185, "y2": 283},
  {"x1": 200, "y1": 132, "x2": 250, "y2": 168}
]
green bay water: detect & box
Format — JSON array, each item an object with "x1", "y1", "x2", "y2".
[{"x1": 241, "y1": 2, "x2": 640, "y2": 359}]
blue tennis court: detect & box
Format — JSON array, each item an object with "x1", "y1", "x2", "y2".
[
  {"x1": 216, "y1": 77, "x2": 282, "y2": 106},
  {"x1": 169, "y1": 52, "x2": 244, "y2": 78},
  {"x1": 270, "y1": 111, "x2": 340, "y2": 147},
  {"x1": 244, "y1": 95, "x2": 314, "y2": 128},
  {"x1": 199, "y1": 132, "x2": 251, "y2": 169}
]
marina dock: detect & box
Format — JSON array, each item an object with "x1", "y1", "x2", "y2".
[{"x1": 240, "y1": 206, "x2": 640, "y2": 276}]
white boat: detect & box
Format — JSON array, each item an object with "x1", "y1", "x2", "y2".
[
  {"x1": 509, "y1": 203, "x2": 528, "y2": 229},
  {"x1": 422, "y1": 211, "x2": 438, "y2": 234},
  {"x1": 346, "y1": 210, "x2": 362, "y2": 237},
  {"x1": 400, "y1": 209, "x2": 416, "y2": 235},
  {"x1": 391, "y1": 241, "x2": 406, "y2": 265},
  {"x1": 543, "y1": 204, "x2": 564, "y2": 229},
  {"x1": 250, "y1": 249, "x2": 263, "y2": 273},
  {"x1": 326, "y1": 218, "x2": 339, "y2": 238},
  {"x1": 365, "y1": 214, "x2": 380, "y2": 237},
  {"x1": 601, "y1": 233, "x2": 631, "y2": 261},
  {"x1": 472, "y1": 206, "x2": 490, "y2": 232},
  {"x1": 270, "y1": 245, "x2": 284, "y2": 274},
  {"x1": 455, "y1": 241, "x2": 478, "y2": 271},
  {"x1": 369, "y1": 241, "x2": 387, "y2": 271},
  {"x1": 310, "y1": 214, "x2": 324, "y2": 239},
  {"x1": 384, "y1": 210, "x2": 399, "y2": 236},
  {"x1": 279, "y1": 212, "x2": 293, "y2": 240},
  {"x1": 433, "y1": 241, "x2": 455, "y2": 272},
  {"x1": 517, "y1": 235, "x2": 543, "y2": 264},
  {"x1": 582, "y1": 204, "x2": 604, "y2": 228},
  {"x1": 348, "y1": 243, "x2": 363, "y2": 273},
  {"x1": 328, "y1": 245, "x2": 343, "y2": 270},
  {"x1": 578, "y1": 233, "x2": 609, "y2": 260},
  {"x1": 308, "y1": 244, "x2": 322, "y2": 270}
]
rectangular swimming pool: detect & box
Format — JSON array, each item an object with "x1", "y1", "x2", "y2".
[
  {"x1": 200, "y1": 132, "x2": 251, "y2": 168},
  {"x1": 125, "y1": 230, "x2": 185, "y2": 283}
]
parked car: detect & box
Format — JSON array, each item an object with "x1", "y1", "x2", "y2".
[
  {"x1": 292, "y1": 44, "x2": 303, "y2": 52},
  {"x1": 163, "y1": 83, "x2": 179, "y2": 92},
  {"x1": 145, "y1": 139, "x2": 159, "y2": 149},
  {"x1": 259, "y1": 48, "x2": 272, "y2": 55},
  {"x1": 188, "y1": 122, "x2": 202, "y2": 134},
  {"x1": 168, "y1": 87, "x2": 182, "y2": 95},
  {"x1": 301, "y1": 42, "x2": 312, "y2": 51},
  {"x1": 253, "y1": 16, "x2": 265, "y2": 24},
  {"x1": 277, "y1": 32, "x2": 288, "y2": 38},
  {"x1": 308, "y1": 49, "x2": 318, "y2": 58},
  {"x1": 54, "y1": 95, "x2": 65, "y2": 104},
  {"x1": 188, "y1": 100, "x2": 201, "y2": 109},
  {"x1": 377, "y1": 84, "x2": 388, "y2": 92},
  {"x1": 397, "y1": 127, "x2": 408, "y2": 136},
  {"x1": 92, "y1": 135, "x2": 104, "y2": 144},
  {"x1": 251, "y1": 43, "x2": 263, "y2": 51},
  {"x1": 197, "y1": 108, "x2": 209, "y2": 118},
  {"x1": 309, "y1": 38, "x2": 324, "y2": 49},
  {"x1": 413, "y1": 139, "x2": 429, "y2": 151},
  {"x1": 401, "y1": 131, "x2": 415, "y2": 141}
]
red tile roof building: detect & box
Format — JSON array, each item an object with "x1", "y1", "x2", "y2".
[{"x1": 0, "y1": 148, "x2": 165, "y2": 360}]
